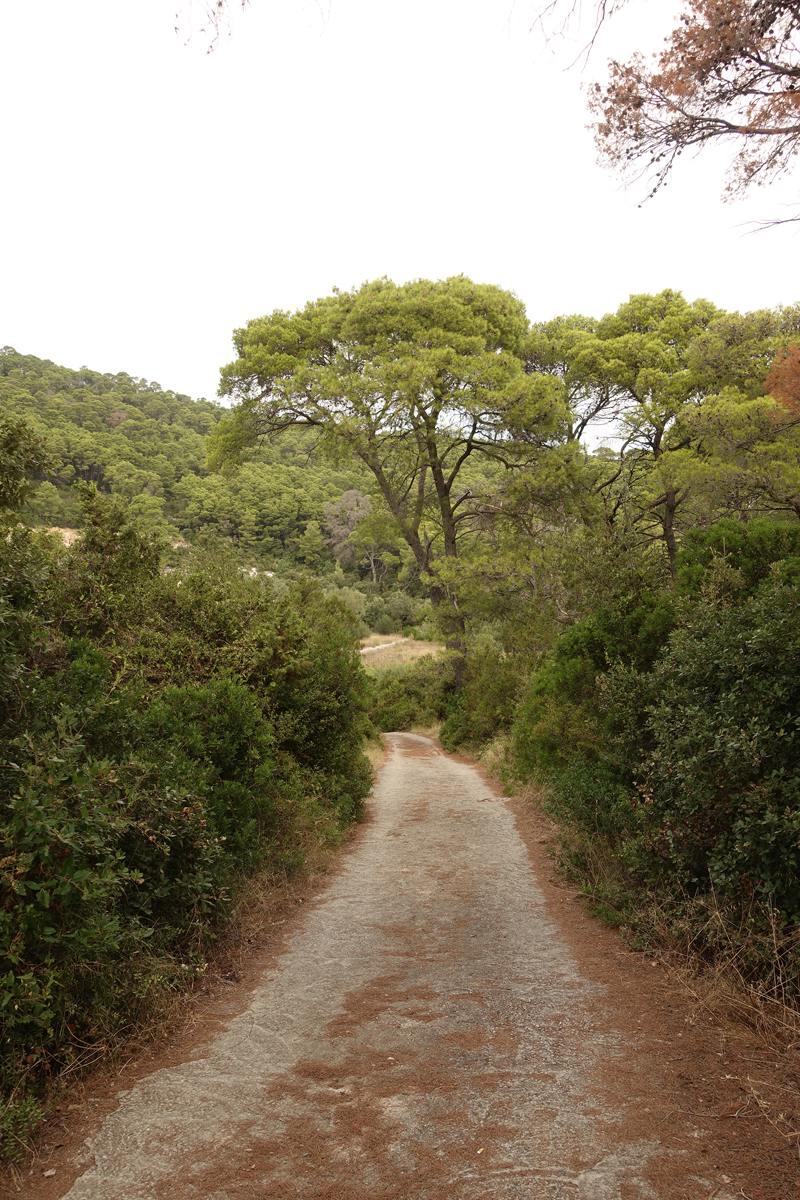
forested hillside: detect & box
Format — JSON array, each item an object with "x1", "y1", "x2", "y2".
[{"x1": 0, "y1": 347, "x2": 376, "y2": 571}]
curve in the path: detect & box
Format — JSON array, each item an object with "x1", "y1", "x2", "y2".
[{"x1": 56, "y1": 734, "x2": 715, "y2": 1200}]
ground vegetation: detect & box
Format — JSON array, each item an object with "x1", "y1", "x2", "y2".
[{"x1": 0, "y1": 425, "x2": 372, "y2": 1159}]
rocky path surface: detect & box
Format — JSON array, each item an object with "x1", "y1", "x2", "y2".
[{"x1": 22, "y1": 735, "x2": 796, "y2": 1199}]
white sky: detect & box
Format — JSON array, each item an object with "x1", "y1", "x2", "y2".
[{"x1": 2, "y1": 0, "x2": 799, "y2": 401}]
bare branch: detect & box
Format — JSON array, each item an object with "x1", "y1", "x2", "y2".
[
  {"x1": 174, "y1": 0, "x2": 250, "y2": 52},
  {"x1": 587, "y1": 0, "x2": 800, "y2": 205}
]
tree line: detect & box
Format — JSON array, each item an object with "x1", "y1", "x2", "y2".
[{"x1": 0, "y1": 347, "x2": 374, "y2": 570}]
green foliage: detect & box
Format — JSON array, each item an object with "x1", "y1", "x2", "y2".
[
  {"x1": 1, "y1": 720, "x2": 226, "y2": 1089},
  {"x1": 544, "y1": 760, "x2": 638, "y2": 847},
  {"x1": 0, "y1": 1096, "x2": 46, "y2": 1163},
  {"x1": 0, "y1": 483, "x2": 372, "y2": 1147},
  {"x1": 363, "y1": 597, "x2": 387, "y2": 629},
  {"x1": 676, "y1": 517, "x2": 800, "y2": 598},
  {"x1": 216, "y1": 276, "x2": 565, "y2": 653},
  {"x1": 176, "y1": 449, "x2": 369, "y2": 564},
  {"x1": 140, "y1": 677, "x2": 277, "y2": 864},
  {"x1": 511, "y1": 586, "x2": 675, "y2": 776},
  {"x1": 0, "y1": 418, "x2": 57, "y2": 706},
  {"x1": 385, "y1": 592, "x2": 418, "y2": 626},
  {"x1": 637, "y1": 582, "x2": 800, "y2": 914},
  {"x1": 501, "y1": 515, "x2": 800, "y2": 993},
  {"x1": 0, "y1": 414, "x2": 54, "y2": 515},
  {"x1": 439, "y1": 643, "x2": 525, "y2": 751},
  {"x1": 0, "y1": 346, "x2": 219, "y2": 523},
  {"x1": 0, "y1": 347, "x2": 376, "y2": 575},
  {"x1": 368, "y1": 657, "x2": 454, "y2": 732},
  {"x1": 48, "y1": 483, "x2": 162, "y2": 636}
]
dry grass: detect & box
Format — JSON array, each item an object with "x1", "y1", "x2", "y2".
[
  {"x1": 44, "y1": 526, "x2": 80, "y2": 546},
  {"x1": 405, "y1": 722, "x2": 442, "y2": 738},
  {"x1": 362, "y1": 737, "x2": 387, "y2": 775},
  {"x1": 359, "y1": 637, "x2": 441, "y2": 671},
  {"x1": 496, "y1": 770, "x2": 800, "y2": 1152},
  {"x1": 470, "y1": 732, "x2": 513, "y2": 779},
  {"x1": 644, "y1": 901, "x2": 800, "y2": 1053}
]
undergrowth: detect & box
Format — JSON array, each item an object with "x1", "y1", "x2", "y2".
[
  {"x1": 463, "y1": 728, "x2": 800, "y2": 1055},
  {"x1": 522, "y1": 767, "x2": 800, "y2": 1054},
  {"x1": 0, "y1": 480, "x2": 374, "y2": 1162}
]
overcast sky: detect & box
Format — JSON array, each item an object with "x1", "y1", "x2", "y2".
[{"x1": 2, "y1": 0, "x2": 799, "y2": 401}]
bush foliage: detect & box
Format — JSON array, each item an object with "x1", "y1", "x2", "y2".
[
  {"x1": 0, "y1": 471, "x2": 372, "y2": 1148},
  {"x1": 501, "y1": 520, "x2": 800, "y2": 977}
]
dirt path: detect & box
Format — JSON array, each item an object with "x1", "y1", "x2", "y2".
[
  {"x1": 359, "y1": 639, "x2": 405, "y2": 653},
  {"x1": 14, "y1": 735, "x2": 797, "y2": 1199}
]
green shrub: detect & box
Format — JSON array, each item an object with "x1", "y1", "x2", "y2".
[
  {"x1": 676, "y1": 517, "x2": 800, "y2": 599},
  {"x1": 511, "y1": 585, "x2": 676, "y2": 777},
  {"x1": 385, "y1": 592, "x2": 417, "y2": 626},
  {"x1": 363, "y1": 597, "x2": 387, "y2": 628},
  {"x1": 0, "y1": 485, "x2": 373, "y2": 1148},
  {"x1": 47, "y1": 483, "x2": 162, "y2": 637},
  {"x1": 0, "y1": 722, "x2": 198, "y2": 1092},
  {"x1": 369, "y1": 657, "x2": 454, "y2": 732},
  {"x1": 637, "y1": 582, "x2": 800, "y2": 915},
  {"x1": 141, "y1": 676, "x2": 277, "y2": 865},
  {"x1": 0, "y1": 1096, "x2": 46, "y2": 1163},
  {"x1": 440, "y1": 644, "x2": 525, "y2": 751},
  {"x1": 544, "y1": 759, "x2": 638, "y2": 847}
]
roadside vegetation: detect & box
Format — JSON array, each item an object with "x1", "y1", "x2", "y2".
[
  {"x1": 0, "y1": 422, "x2": 373, "y2": 1159},
  {"x1": 3, "y1": 277, "x2": 800, "y2": 1157}
]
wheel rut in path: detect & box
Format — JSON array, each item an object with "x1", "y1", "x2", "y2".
[{"x1": 49, "y1": 734, "x2": 747, "y2": 1199}]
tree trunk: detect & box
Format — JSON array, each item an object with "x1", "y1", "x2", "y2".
[{"x1": 662, "y1": 486, "x2": 679, "y2": 581}]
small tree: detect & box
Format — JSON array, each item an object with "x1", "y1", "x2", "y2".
[
  {"x1": 296, "y1": 519, "x2": 326, "y2": 568},
  {"x1": 323, "y1": 489, "x2": 373, "y2": 566}
]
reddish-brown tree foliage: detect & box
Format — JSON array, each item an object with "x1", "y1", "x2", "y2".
[
  {"x1": 583, "y1": 0, "x2": 800, "y2": 200},
  {"x1": 765, "y1": 342, "x2": 800, "y2": 412}
]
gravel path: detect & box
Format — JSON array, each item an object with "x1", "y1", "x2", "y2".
[{"x1": 48, "y1": 734, "x2": 744, "y2": 1200}]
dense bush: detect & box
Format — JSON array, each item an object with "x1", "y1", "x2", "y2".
[
  {"x1": 505, "y1": 518, "x2": 800, "y2": 973},
  {"x1": 636, "y1": 582, "x2": 800, "y2": 915},
  {"x1": 511, "y1": 586, "x2": 674, "y2": 776},
  {"x1": 368, "y1": 656, "x2": 454, "y2": 732},
  {"x1": 542, "y1": 759, "x2": 638, "y2": 850},
  {"x1": 439, "y1": 644, "x2": 525, "y2": 752},
  {"x1": 676, "y1": 517, "x2": 800, "y2": 598},
  {"x1": 0, "y1": 484, "x2": 372, "y2": 1147}
]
